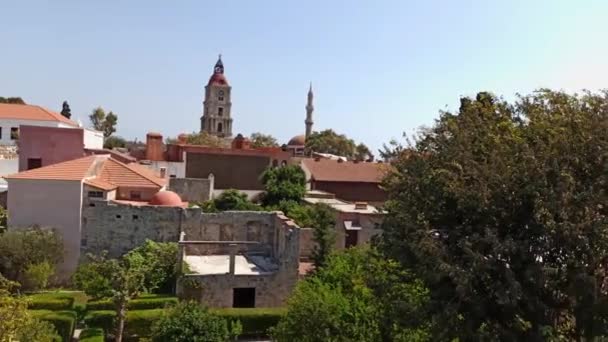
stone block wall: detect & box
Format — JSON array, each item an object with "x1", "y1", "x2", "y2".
[{"x1": 168, "y1": 177, "x2": 213, "y2": 203}]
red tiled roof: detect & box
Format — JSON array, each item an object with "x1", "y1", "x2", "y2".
[
  {"x1": 5, "y1": 155, "x2": 100, "y2": 181},
  {"x1": 0, "y1": 103, "x2": 78, "y2": 127},
  {"x1": 96, "y1": 158, "x2": 166, "y2": 188},
  {"x1": 84, "y1": 178, "x2": 117, "y2": 191},
  {"x1": 301, "y1": 158, "x2": 388, "y2": 183}
]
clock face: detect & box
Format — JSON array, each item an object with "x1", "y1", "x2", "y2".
[
  {"x1": 214, "y1": 66, "x2": 222, "y2": 73},
  {"x1": 218, "y1": 90, "x2": 225, "y2": 96}
]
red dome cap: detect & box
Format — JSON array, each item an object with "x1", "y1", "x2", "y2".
[
  {"x1": 149, "y1": 190, "x2": 183, "y2": 206},
  {"x1": 288, "y1": 134, "x2": 306, "y2": 146},
  {"x1": 208, "y1": 73, "x2": 228, "y2": 86}
]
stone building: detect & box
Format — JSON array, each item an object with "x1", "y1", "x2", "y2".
[
  {"x1": 300, "y1": 157, "x2": 389, "y2": 205},
  {"x1": 80, "y1": 199, "x2": 300, "y2": 308},
  {"x1": 299, "y1": 190, "x2": 384, "y2": 259},
  {"x1": 200, "y1": 55, "x2": 233, "y2": 138}
]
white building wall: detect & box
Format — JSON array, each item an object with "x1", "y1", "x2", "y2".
[
  {"x1": 0, "y1": 119, "x2": 68, "y2": 145},
  {"x1": 83, "y1": 129, "x2": 104, "y2": 149},
  {"x1": 0, "y1": 159, "x2": 18, "y2": 191},
  {"x1": 146, "y1": 160, "x2": 185, "y2": 179}
]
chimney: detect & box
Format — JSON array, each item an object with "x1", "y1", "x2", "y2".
[
  {"x1": 231, "y1": 133, "x2": 251, "y2": 150},
  {"x1": 159, "y1": 167, "x2": 167, "y2": 178},
  {"x1": 354, "y1": 202, "x2": 368, "y2": 210},
  {"x1": 146, "y1": 132, "x2": 163, "y2": 161}
]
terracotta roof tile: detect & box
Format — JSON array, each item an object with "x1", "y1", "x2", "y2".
[
  {"x1": 84, "y1": 178, "x2": 117, "y2": 190},
  {"x1": 97, "y1": 158, "x2": 165, "y2": 188},
  {"x1": 302, "y1": 158, "x2": 388, "y2": 183},
  {"x1": 5, "y1": 155, "x2": 102, "y2": 181},
  {"x1": 0, "y1": 103, "x2": 78, "y2": 127}
]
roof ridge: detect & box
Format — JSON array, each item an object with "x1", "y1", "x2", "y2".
[{"x1": 36, "y1": 105, "x2": 78, "y2": 127}]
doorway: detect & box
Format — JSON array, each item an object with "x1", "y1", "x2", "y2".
[
  {"x1": 233, "y1": 287, "x2": 255, "y2": 308},
  {"x1": 345, "y1": 230, "x2": 358, "y2": 248}
]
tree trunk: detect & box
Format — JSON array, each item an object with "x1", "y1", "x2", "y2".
[{"x1": 115, "y1": 301, "x2": 127, "y2": 342}]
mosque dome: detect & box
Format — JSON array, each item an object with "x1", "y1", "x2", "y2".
[
  {"x1": 288, "y1": 134, "x2": 306, "y2": 146},
  {"x1": 149, "y1": 190, "x2": 183, "y2": 206}
]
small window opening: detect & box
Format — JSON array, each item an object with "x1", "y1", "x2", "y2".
[{"x1": 233, "y1": 288, "x2": 255, "y2": 308}]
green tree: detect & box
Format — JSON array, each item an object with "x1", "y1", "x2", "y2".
[
  {"x1": 23, "y1": 261, "x2": 54, "y2": 291},
  {"x1": 306, "y1": 129, "x2": 372, "y2": 160},
  {"x1": 73, "y1": 252, "x2": 148, "y2": 342},
  {"x1": 250, "y1": 132, "x2": 279, "y2": 148},
  {"x1": 198, "y1": 189, "x2": 262, "y2": 212},
  {"x1": 310, "y1": 203, "x2": 336, "y2": 269},
  {"x1": 260, "y1": 165, "x2": 306, "y2": 207},
  {"x1": 378, "y1": 137, "x2": 406, "y2": 162},
  {"x1": 151, "y1": 301, "x2": 239, "y2": 342},
  {"x1": 381, "y1": 90, "x2": 608, "y2": 340},
  {"x1": 127, "y1": 240, "x2": 178, "y2": 294},
  {"x1": 89, "y1": 107, "x2": 118, "y2": 138},
  {"x1": 272, "y1": 248, "x2": 429, "y2": 342},
  {"x1": 0, "y1": 97, "x2": 26, "y2": 105},
  {"x1": 355, "y1": 143, "x2": 373, "y2": 161},
  {"x1": 103, "y1": 135, "x2": 127, "y2": 149},
  {"x1": 0, "y1": 227, "x2": 63, "y2": 286},
  {"x1": 60, "y1": 100, "x2": 71, "y2": 119},
  {"x1": 166, "y1": 131, "x2": 225, "y2": 147}
]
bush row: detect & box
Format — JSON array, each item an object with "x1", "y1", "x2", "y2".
[
  {"x1": 27, "y1": 292, "x2": 75, "y2": 310},
  {"x1": 86, "y1": 294, "x2": 178, "y2": 311},
  {"x1": 79, "y1": 328, "x2": 105, "y2": 342},
  {"x1": 30, "y1": 310, "x2": 77, "y2": 342},
  {"x1": 84, "y1": 307, "x2": 286, "y2": 338}
]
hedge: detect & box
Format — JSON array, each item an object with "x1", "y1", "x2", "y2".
[
  {"x1": 86, "y1": 294, "x2": 177, "y2": 311},
  {"x1": 27, "y1": 292, "x2": 75, "y2": 310},
  {"x1": 79, "y1": 328, "x2": 104, "y2": 342},
  {"x1": 212, "y1": 307, "x2": 286, "y2": 336},
  {"x1": 30, "y1": 310, "x2": 77, "y2": 342},
  {"x1": 84, "y1": 309, "x2": 165, "y2": 338},
  {"x1": 85, "y1": 307, "x2": 286, "y2": 338}
]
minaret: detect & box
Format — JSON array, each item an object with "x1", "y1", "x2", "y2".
[{"x1": 305, "y1": 83, "x2": 314, "y2": 139}]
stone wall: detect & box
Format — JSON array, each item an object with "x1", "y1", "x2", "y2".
[
  {"x1": 168, "y1": 177, "x2": 214, "y2": 203},
  {"x1": 177, "y1": 213, "x2": 300, "y2": 308}
]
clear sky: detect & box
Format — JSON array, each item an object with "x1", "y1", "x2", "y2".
[{"x1": 1, "y1": 1, "x2": 607, "y2": 152}]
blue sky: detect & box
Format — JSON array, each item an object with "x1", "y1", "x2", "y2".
[{"x1": 1, "y1": 1, "x2": 607, "y2": 152}]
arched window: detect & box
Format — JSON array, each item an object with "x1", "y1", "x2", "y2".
[
  {"x1": 272, "y1": 160, "x2": 279, "y2": 167},
  {"x1": 217, "y1": 122, "x2": 223, "y2": 133}
]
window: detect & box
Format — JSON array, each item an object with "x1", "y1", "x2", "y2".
[
  {"x1": 0, "y1": 127, "x2": 3, "y2": 139},
  {"x1": 88, "y1": 191, "x2": 104, "y2": 198},
  {"x1": 218, "y1": 107, "x2": 224, "y2": 116},
  {"x1": 233, "y1": 288, "x2": 255, "y2": 308},
  {"x1": 27, "y1": 158, "x2": 42, "y2": 170},
  {"x1": 170, "y1": 174, "x2": 176, "y2": 178},
  {"x1": 217, "y1": 122, "x2": 223, "y2": 133},
  {"x1": 116, "y1": 214, "x2": 122, "y2": 219},
  {"x1": 10, "y1": 127, "x2": 18, "y2": 140},
  {"x1": 130, "y1": 191, "x2": 142, "y2": 200},
  {"x1": 132, "y1": 215, "x2": 139, "y2": 220},
  {"x1": 218, "y1": 96, "x2": 224, "y2": 101}
]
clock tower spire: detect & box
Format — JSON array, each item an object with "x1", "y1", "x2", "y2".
[{"x1": 200, "y1": 55, "x2": 233, "y2": 138}]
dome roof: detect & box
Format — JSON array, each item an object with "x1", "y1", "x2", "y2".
[
  {"x1": 208, "y1": 73, "x2": 229, "y2": 86},
  {"x1": 149, "y1": 190, "x2": 183, "y2": 206},
  {"x1": 288, "y1": 134, "x2": 306, "y2": 146}
]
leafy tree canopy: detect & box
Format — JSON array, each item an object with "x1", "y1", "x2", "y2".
[
  {"x1": 250, "y1": 132, "x2": 279, "y2": 148},
  {"x1": 381, "y1": 89, "x2": 608, "y2": 340},
  {"x1": 272, "y1": 248, "x2": 430, "y2": 342},
  {"x1": 151, "y1": 301, "x2": 240, "y2": 342},
  {"x1": 306, "y1": 129, "x2": 373, "y2": 160},
  {"x1": 309, "y1": 203, "x2": 336, "y2": 269},
  {"x1": 166, "y1": 132, "x2": 225, "y2": 147},
  {"x1": 0, "y1": 227, "x2": 63, "y2": 287},
  {"x1": 89, "y1": 107, "x2": 118, "y2": 138},
  {"x1": 260, "y1": 165, "x2": 306, "y2": 207},
  {"x1": 0, "y1": 97, "x2": 26, "y2": 105},
  {"x1": 103, "y1": 135, "x2": 127, "y2": 150},
  {"x1": 127, "y1": 240, "x2": 179, "y2": 294},
  {"x1": 198, "y1": 189, "x2": 262, "y2": 212}
]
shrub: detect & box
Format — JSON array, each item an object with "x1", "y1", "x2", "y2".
[
  {"x1": 212, "y1": 307, "x2": 286, "y2": 336},
  {"x1": 17, "y1": 318, "x2": 61, "y2": 342},
  {"x1": 84, "y1": 309, "x2": 165, "y2": 338},
  {"x1": 23, "y1": 261, "x2": 55, "y2": 290},
  {"x1": 30, "y1": 310, "x2": 77, "y2": 342},
  {"x1": 79, "y1": 328, "x2": 104, "y2": 342},
  {"x1": 27, "y1": 292, "x2": 75, "y2": 310},
  {"x1": 86, "y1": 294, "x2": 177, "y2": 311},
  {"x1": 126, "y1": 241, "x2": 179, "y2": 294},
  {"x1": 151, "y1": 302, "x2": 234, "y2": 342}
]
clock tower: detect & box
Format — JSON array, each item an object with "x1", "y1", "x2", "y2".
[{"x1": 200, "y1": 55, "x2": 233, "y2": 137}]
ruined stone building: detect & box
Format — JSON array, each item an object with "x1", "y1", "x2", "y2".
[{"x1": 80, "y1": 200, "x2": 300, "y2": 308}]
